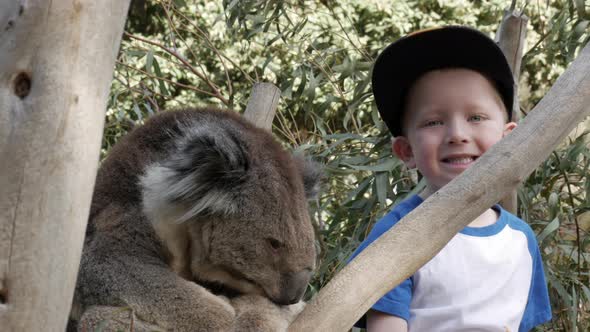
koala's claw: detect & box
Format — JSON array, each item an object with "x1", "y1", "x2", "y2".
[{"x1": 231, "y1": 295, "x2": 305, "y2": 332}]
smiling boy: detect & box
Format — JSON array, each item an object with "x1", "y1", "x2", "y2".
[{"x1": 349, "y1": 26, "x2": 552, "y2": 331}]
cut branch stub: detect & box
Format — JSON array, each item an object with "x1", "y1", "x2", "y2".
[
  {"x1": 243, "y1": 82, "x2": 281, "y2": 130},
  {"x1": 496, "y1": 10, "x2": 528, "y2": 213}
]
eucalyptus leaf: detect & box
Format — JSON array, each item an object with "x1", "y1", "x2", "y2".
[
  {"x1": 145, "y1": 49, "x2": 154, "y2": 75},
  {"x1": 537, "y1": 217, "x2": 560, "y2": 244},
  {"x1": 342, "y1": 158, "x2": 401, "y2": 172},
  {"x1": 151, "y1": 58, "x2": 169, "y2": 96},
  {"x1": 375, "y1": 172, "x2": 389, "y2": 207}
]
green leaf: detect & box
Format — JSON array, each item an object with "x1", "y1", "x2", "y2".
[
  {"x1": 145, "y1": 49, "x2": 154, "y2": 75},
  {"x1": 332, "y1": 57, "x2": 352, "y2": 76},
  {"x1": 151, "y1": 57, "x2": 169, "y2": 96},
  {"x1": 303, "y1": 73, "x2": 321, "y2": 98},
  {"x1": 343, "y1": 177, "x2": 372, "y2": 204},
  {"x1": 570, "y1": 286, "x2": 578, "y2": 328},
  {"x1": 355, "y1": 61, "x2": 373, "y2": 71},
  {"x1": 280, "y1": 80, "x2": 294, "y2": 99},
  {"x1": 341, "y1": 156, "x2": 371, "y2": 165},
  {"x1": 309, "y1": 42, "x2": 331, "y2": 52},
  {"x1": 353, "y1": 77, "x2": 371, "y2": 98},
  {"x1": 342, "y1": 158, "x2": 401, "y2": 172},
  {"x1": 133, "y1": 102, "x2": 143, "y2": 121},
  {"x1": 224, "y1": 0, "x2": 241, "y2": 28},
  {"x1": 225, "y1": 0, "x2": 240, "y2": 11},
  {"x1": 245, "y1": 14, "x2": 267, "y2": 25},
  {"x1": 246, "y1": 25, "x2": 266, "y2": 38},
  {"x1": 295, "y1": 67, "x2": 308, "y2": 98},
  {"x1": 574, "y1": 0, "x2": 588, "y2": 19},
  {"x1": 537, "y1": 217, "x2": 560, "y2": 243},
  {"x1": 289, "y1": 17, "x2": 308, "y2": 38},
  {"x1": 173, "y1": 0, "x2": 187, "y2": 8},
  {"x1": 144, "y1": 101, "x2": 154, "y2": 116},
  {"x1": 266, "y1": 33, "x2": 284, "y2": 46},
  {"x1": 125, "y1": 50, "x2": 146, "y2": 58},
  {"x1": 581, "y1": 283, "x2": 590, "y2": 303},
  {"x1": 547, "y1": 273, "x2": 572, "y2": 303},
  {"x1": 375, "y1": 172, "x2": 389, "y2": 207}
]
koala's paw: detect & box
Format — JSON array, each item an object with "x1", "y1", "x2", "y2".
[
  {"x1": 172, "y1": 293, "x2": 236, "y2": 332},
  {"x1": 282, "y1": 299, "x2": 306, "y2": 318},
  {"x1": 230, "y1": 295, "x2": 305, "y2": 332}
]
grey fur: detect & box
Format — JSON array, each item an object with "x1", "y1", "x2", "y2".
[{"x1": 71, "y1": 108, "x2": 320, "y2": 331}]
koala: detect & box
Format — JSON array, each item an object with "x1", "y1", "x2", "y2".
[{"x1": 70, "y1": 108, "x2": 321, "y2": 332}]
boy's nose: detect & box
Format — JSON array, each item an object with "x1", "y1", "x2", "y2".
[{"x1": 446, "y1": 121, "x2": 469, "y2": 144}]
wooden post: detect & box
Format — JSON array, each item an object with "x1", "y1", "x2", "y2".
[
  {"x1": 0, "y1": 1, "x2": 130, "y2": 331},
  {"x1": 243, "y1": 82, "x2": 281, "y2": 130},
  {"x1": 496, "y1": 9, "x2": 529, "y2": 214},
  {"x1": 289, "y1": 43, "x2": 590, "y2": 332}
]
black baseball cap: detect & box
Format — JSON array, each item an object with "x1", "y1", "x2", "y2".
[{"x1": 372, "y1": 26, "x2": 514, "y2": 137}]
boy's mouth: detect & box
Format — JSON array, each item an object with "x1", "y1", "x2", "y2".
[{"x1": 442, "y1": 156, "x2": 477, "y2": 164}]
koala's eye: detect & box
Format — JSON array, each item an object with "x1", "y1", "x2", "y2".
[{"x1": 267, "y1": 238, "x2": 282, "y2": 250}]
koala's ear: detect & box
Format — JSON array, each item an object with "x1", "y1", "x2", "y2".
[
  {"x1": 141, "y1": 125, "x2": 249, "y2": 223},
  {"x1": 294, "y1": 155, "x2": 322, "y2": 200}
]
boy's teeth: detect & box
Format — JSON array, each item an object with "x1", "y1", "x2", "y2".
[{"x1": 445, "y1": 157, "x2": 474, "y2": 164}]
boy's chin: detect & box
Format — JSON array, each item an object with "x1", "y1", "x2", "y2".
[{"x1": 424, "y1": 177, "x2": 460, "y2": 194}]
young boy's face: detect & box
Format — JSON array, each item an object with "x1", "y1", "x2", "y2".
[{"x1": 392, "y1": 68, "x2": 517, "y2": 192}]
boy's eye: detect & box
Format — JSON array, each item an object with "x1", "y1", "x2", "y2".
[
  {"x1": 423, "y1": 120, "x2": 443, "y2": 127},
  {"x1": 469, "y1": 115, "x2": 485, "y2": 122}
]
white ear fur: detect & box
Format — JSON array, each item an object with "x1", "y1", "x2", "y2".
[{"x1": 140, "y1": 163, "x2": 238, "y2": 224}]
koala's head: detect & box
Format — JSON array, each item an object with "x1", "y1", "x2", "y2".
[{"x1": 140, "y1": 112, "x2": 321, "y2": 305}]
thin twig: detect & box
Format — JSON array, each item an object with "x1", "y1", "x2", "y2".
[
  {"x1": 116, "y1": 60, "x2": 219, "y2": 98},
  {"x1": 552, "y1": 151, "x2": 583, "y2": 278},
  {"x1": 167, "y1": 3, "x2": 243, "y2": 91},
  {"x1": 124, "y1": 31, "x2": 229, "y2": 105},
  {"x1": 160, "y1": 3, "x2": 216, "y2": 84}
]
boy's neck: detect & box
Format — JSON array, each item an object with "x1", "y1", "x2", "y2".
[
  {"x1": 468, "y1": 208, "x2": 500, "y2": 228},
  {"x1": 418, "y1": 186, "x2": 435, "y2": 200},
  {"x1": 418, "y1": 187, "x2": 500, "y2": 228}
]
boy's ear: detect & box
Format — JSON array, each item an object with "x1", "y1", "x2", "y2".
[
  {"x1": 503, "y1": 121, "x2": 517, "y2": 137},
  {"x1": 392, "y1": 136, "x2": 416, "y2": 168}
]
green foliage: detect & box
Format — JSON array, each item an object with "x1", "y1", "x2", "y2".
[
  {"x1": 106, "y1": 0, "x2": 590, "y2": 329},
  {"x1": 521, "y1": 131, "x2": 590, "y2": 330}
]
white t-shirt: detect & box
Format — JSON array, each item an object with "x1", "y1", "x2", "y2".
[{"x1": 350, "y1": 195, "x2": 552, "y2": 331}]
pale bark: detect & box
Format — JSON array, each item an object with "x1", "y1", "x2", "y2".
[
  {"x1": 496, "y1": 10, "x2": 529, "y2": 214},
  {"x1": 289, "y1": 43, "x2": 590, "y2": 332},
  {"x1": 243, "y1": 82, "x2": 281, "y2": 130},
  {"x1": 0, "y1": 1, "x2": 130, "y2": 331}
]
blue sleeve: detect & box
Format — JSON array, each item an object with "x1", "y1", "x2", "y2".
[
  {"x1": 348, "y1": 206, "x2": 415, "y2": 327},
  {"x1": 518, "y1": 225, "x2": 552, "y2": 331}
]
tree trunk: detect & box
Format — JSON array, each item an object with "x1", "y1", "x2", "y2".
[
  {"x1": 496, "y1": 10, "x2": 529, "y2": 214},
  {"x1": 289, "y1": 42, "x2": 590, "y2": 332},
  {"x1": 0, "y1": 1, "x2": 130, "y2": 331}
]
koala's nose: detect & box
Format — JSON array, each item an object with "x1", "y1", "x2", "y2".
[{"x1": 276, "y1": 269, "x2": 313, "y2": 305}]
